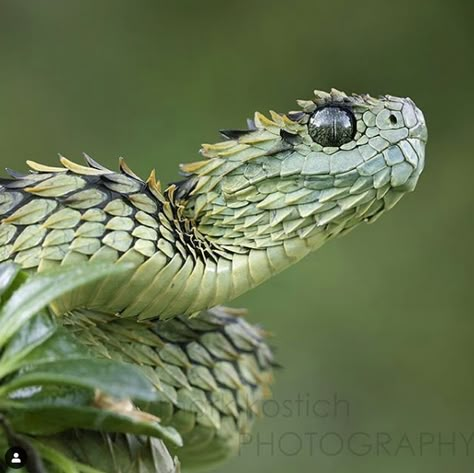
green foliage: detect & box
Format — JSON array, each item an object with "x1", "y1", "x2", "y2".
[{"x1": 0, "y1": 263, "x2": 180, "y2": 473}]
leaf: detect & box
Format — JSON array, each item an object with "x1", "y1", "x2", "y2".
[
  {"x1": 9, "y1": 402, "x2": 182, "y2": 447},
  {"x1": 1, "y1": 359, "x2": 158, "y2": 402},
  {"x1": 0, "y1": 311, "x2": 58, "y2": 378},
  {"x1": 0, "y1": 263, "x2": 27, "y2": 305},
  {"x1": 2, "y1": 311, "x2": 57, "y2": 359},
  {"x1": 0, "y1": 262, "x2": 20, "y2": 297},
  {"x1": 13, "y1": 327, "x2": 91, "y2": 366},
  {"x1": 0, "y1": 262, "x2": 133, "y2": 347},
  {"x1": 0, "y1": 261, "x2": 184, "y2": 468},
  {"x1": 0, "y1": 314, "x2": 90, "y2": 379}
]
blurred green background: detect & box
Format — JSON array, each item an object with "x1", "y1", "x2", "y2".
[{"x1": 0, "y1": 1, "x2": 472, "y2": 472}]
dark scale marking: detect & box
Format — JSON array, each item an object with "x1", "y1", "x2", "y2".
[
  {"x1": 219, "y1": 129, "x2": 252, "y2": 140},
  {"x1": 286, "y1": 111, "x2": 306, "y2": 123},
  {"x1": 279, "y1": 129, "x2": 303, "y2": 145},
  {"x1": 0, "y1": 192, "x2": 34, "y2": 219},
  {"x1": 5, "y1": 168, "x2": 28, "y2": 179}
]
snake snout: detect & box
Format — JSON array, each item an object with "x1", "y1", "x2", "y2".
[
  {"x1": 385, "y1": 98, "x2": 426, "y2": 192},
  {"x1": 405, "y1": 98, "x2": 428, "y2": 143}
]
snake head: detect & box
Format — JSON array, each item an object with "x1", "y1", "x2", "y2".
[
  {"x1": 180, "y1": 88, "x2": 427, "y2": 251},
  {"x1": 287, "y1": 88, "x2": 426, "y2": 195}
]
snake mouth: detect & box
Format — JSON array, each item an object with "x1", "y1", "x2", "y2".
[
  {"x1": 381, "y1": 137, "x2": 425, "y2": 193},
  {"x1": 409, "y1": 124, "x2": 428, "y2": 143},
  {"x1": 406, "y1": 98, "x2": 428, "y2": 143},
  {"x1": 383, "y1": 99, "x2": 426, "y2": 191}
]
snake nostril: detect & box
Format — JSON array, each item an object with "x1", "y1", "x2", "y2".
[{"x1": 389, "y1": 114, "x2": 397, "y2": 125}]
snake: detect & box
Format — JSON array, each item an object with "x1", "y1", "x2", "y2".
[{"x1": 0, "y1": 88, "x2": 427, "y2": 471}]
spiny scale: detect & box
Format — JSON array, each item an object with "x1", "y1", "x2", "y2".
[
  {"x1": 0, "y1": 156, "x2": 280, "y2": 469},
  {"x1": 0, "y1": 154, "x2": 314, "y2": 319},
  {"x1": 0, "y1": 156, "x2": 225, "y2": 319},
  {"x1": 64, "y1": 307, "x2": 274, "y2": 468}
]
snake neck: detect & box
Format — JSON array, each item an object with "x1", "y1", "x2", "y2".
[
  {"x1": 128, "y1": 186, "x2": 318, "y2": 319},
  {"x1": 52, "y1": 184, "x2": 315, "y2": 320}
]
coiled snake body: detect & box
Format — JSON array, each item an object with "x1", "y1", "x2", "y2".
[{"x1": 0, "y1": 89, "x2": 427, "y2": 470}]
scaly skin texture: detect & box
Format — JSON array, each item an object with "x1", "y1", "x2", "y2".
[
  {"x1": 0, "y1": 89, "x2": 426, "y2": 320},
  {"x1": 0, "y1": 88, "x2": 427, "y2": 470},
  {"x1": 46, "y1": 307, "x2": 274, "y2": 469}
]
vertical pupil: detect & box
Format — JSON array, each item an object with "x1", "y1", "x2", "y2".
[{"x1": 332, "y1": 114, "x2": 337, "y2": 144}]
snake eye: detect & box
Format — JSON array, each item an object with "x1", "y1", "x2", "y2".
[{"x1": 308, "y1": 106, "x2": 356, "y2": 147}]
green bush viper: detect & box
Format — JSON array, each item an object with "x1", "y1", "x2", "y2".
[{"x1": 0, "y1": 88, "x2": 427, "y2": 471}]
